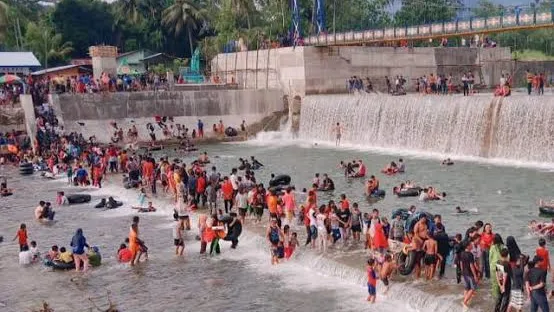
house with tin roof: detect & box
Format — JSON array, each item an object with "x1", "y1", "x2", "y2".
[{"x1": 0, "y1": 52, "x2": 41, "y2": 75}]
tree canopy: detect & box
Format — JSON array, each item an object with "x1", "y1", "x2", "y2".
[{"x1": 0, "y1": 0, "x2": 553, "y2": 65}]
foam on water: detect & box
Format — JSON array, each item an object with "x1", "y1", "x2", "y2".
[{"x1": 75, "y1": 179, "x2": 436, "y2": 312}]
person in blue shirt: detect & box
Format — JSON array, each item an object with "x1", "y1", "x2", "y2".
[
  {"x1": 75, "y1": 166, "x2": 88, "y2": 186},
  {"x1": 197, "y1": 119, "x2": 204, "y2": 138}
]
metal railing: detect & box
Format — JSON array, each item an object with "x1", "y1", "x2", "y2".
[{"x1": 305, "y1": 7, "x2": 554, "y2": 46}]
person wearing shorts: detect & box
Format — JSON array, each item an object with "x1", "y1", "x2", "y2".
[
  {"x1": 366, "y1": 258, "x2": 377, "y2": 303},
  {"x1": 460, "y1": 243, "x2": 478, "y2": 310},
  {"x1": 173, "y1": 216, "x2": 185, "y2": 256}
]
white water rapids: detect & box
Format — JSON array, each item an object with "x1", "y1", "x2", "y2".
[{"x1": 299, "y1": 94, "x2": 554, "y2": 165}]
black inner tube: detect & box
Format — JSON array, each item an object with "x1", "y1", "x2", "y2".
[
  {"x1": 269, "y1": 175, "x2": 291, "y2": 187},
  {"x1": 67, "y1": 194, "x2": 92, "y2": 204},
  {"x1": 397, "y1": 249, "x2": 417, "y2": 276}
]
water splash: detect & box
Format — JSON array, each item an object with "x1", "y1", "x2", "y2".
[{"x1": 299, "y1": 94, "x2": 554, "y2": 166}]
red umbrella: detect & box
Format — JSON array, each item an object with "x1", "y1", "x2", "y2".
[{"x1": 0, "y1": 74, "x2": 23, "y2": 84}]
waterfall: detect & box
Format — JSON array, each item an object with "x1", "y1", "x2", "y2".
[{"x1": 300, "y1": 94, "x2": 554, "y2": 164}]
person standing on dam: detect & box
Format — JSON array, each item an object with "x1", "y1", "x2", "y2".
[
  {"x1": 332, "y1": 123, "x2": 343, "y2": 146},
  {"x1": 526, "y1": 70, "x2": 534, "y2": 95},
  {"x1": 197, "y1": 119, "x2": 204, "y2": 138}
]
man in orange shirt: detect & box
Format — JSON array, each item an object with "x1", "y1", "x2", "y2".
[
  {"x1": 221, "y1": 176, "x2": 234, "y2": 213},
  {"x1": 267, "y1": 190, "x2": 278, "y2": 220}
]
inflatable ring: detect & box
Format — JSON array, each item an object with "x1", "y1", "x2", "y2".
[
  {"x1": 1, "y1": 192, "x2": 13, "y2": 197},
  {"x1": 225, "y1": 127, "x2": 238, "y2": 137},
  {"x1": 397, "y1": 187, "x2": 421, "y2": 197},
  {"x1": 269, "y1": 175, "x2": 291, "y2": 187},
  {"x1": 44, "y1": 259, "x2": 75, "y2": 270},
  {"x1": 539, "y1": 206, "x2": 554, "y2": 216},
  {"x1": 19, "y1": 163, "x2": 33, "y2": 169},
  {"x1": 397, "y1": 249, "x2": 417, "y2": 276},
  {"x1": 149, "y1": 146, "x2": 163, "y2": 151},
  {"x1": 19, "y1": 168, "x2": 34, "y2": 175},
  {"x1": 369, "y1": 189, "x2": 386, "y2": 198},
  {"x1": 66, "y1": 194, "x2": 92, "y2": 204}
]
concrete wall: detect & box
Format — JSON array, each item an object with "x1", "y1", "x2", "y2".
[
  {"x1": 212, "y1": 46, "x2": 512, "y2": 96},
  {"x1": 51, "y1": 89, "x2": 284, "y2": 143},
  {"x1": 211, "y1": 47, "x2": 306, "y2": 97}
]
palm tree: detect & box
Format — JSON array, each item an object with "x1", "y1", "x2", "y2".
[
  {"x1": 25, "y1": 22, "x2": 73, "y2": 69},
  {"x1": 0, "y1": 1, "x2": 8, "y2": 39},
  {"x1": 117, "y1": 0, "x2": 143, "y2": 23},
  {"x1": 162, "y1": 0, "x2": 205, "y2": 55},
  {"x1": 230, "y1": 0, "x2": 254, "y2": 29}
]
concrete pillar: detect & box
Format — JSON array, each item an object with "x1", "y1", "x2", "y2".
[
  {"x1": 20, "y1": 95, "x2": 37, "y2": 154},
  {"x1": 89, "y1": 46, "x2": 118, "y2": 80}
]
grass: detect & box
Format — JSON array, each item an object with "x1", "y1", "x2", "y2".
[{"x1": 513, "y1": 49, "x2": 554, "y2": 61}]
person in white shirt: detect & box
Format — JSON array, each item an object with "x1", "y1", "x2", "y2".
[
  {"x1": 230, "y1": 168, "x2": 239, "y2": 195},
  {"x1": 235, "y1": 189, "x2": 248, "y2": 224},
  {"x1": 19, "y1": 245, "x2": 32, "y2": 265},
  {"x1": 34, "y1": 201, "x2": 45, "y2": 220},
  {"x1": 316, "y1": 206, "x2": 327, "y2": 252},
  {"x1": 173, "y1": 216, "x2": 185, "y2": 256},
  {"x1": 29, "y1": 240, "x2": 40, "y2": 261}
]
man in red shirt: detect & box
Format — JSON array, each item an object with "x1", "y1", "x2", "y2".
[
  {"x1": 196, "y1": 172, "x2": 207, "y2": 207},
  {"x1": 535, "y1": 238, "x2": 551, "y2": 273},
  {"x1": 221, "y1": 177, "x2": 234, "y2": 213}
]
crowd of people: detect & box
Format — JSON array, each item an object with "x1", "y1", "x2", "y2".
[{"x1": 4, "y1": 92, "x2": 554, "y2": 312}]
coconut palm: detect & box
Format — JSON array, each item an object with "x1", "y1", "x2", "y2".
[
  {"x1": 25, "y1": 22, "x2": 73, "y2": 69},
  {"x1": 117, "y1": 0, "x2": 143, "y2": 23},
  {"x1": 162, "y1": 0, "x2": 205, "y2": 55},
  {"x1": 0, "y1": 1, "x2": 8, "y2": 39},
  {"x1": 230, "y1": 0, "x2": 254, "y2": 29}
]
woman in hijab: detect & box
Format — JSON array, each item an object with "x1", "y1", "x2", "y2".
[
  {"x1": 70, "y1": 228, "x2": 90, "y2": 272},
  {"x1": 489, "y1": 233, "x2": 504, "y2": 299},
  {"x1": 505, "y1": 236, "x2": 522, "y2": 267}
]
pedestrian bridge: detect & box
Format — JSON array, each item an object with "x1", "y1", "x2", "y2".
[{"x1": 304, "y1": 8, "x2": 554, "y2": 46}]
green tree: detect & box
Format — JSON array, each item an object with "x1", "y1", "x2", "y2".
[
  {"x1": 162, "y1": 0, "x2": 205, "y2": 56},
  {"x1": 51, "y1": 0, "x2": 116, "y2": 57},
  {"x1": 0, "y1": 1, "x2": 8, "y2": 39},
  {"x1": 24, "y1": 21, "x2": 73, "y2": 68},
  {"x1": 472, "y1": 0, "x2": 503, "y2": 18},
  {"x1": 327, "y1": 0, "x2": 390, "y2": 33},
  {"x1": 116, "y1": 0, "x2": 142, "y2": 23},
  {"x1": 394, "y1": 0, "x2": 460, "y2": 26}
]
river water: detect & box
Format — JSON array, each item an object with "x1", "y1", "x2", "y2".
[{"x1": 1, "y1": 130, "x2": 553, "y2": 311}]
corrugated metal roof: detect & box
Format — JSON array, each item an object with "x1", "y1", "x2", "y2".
[
  {"x1": 0, "y1": 52, "x2": 41, "y2": 67},
  {"x1": 31, "y1": 64, "x2": 79, "y2": 76}
]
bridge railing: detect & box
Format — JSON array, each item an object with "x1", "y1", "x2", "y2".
[{"x1": 305, "y1": 7, "x2": 554, "y2": 46}]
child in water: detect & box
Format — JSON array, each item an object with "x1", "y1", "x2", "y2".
[
  {"x1": 380, "y1": 254, "x2": 396, "y2": 293},
  {"x1": 367, "y1": 258, "x2": 377, "y2": 303}
]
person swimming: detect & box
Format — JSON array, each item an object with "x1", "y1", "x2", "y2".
[
  {"x1": 455, "y1": 206, "x2": 468, "y2": 214},
  {"x1": 321, "y1": 174, "x2": 335, "y2": 191},
  {"x1": 441, "y1": 158, "x2": 454, "y2": 166},
  {"x1": 199, "y1": 152, "x2": 210, "y2": 163},
  {"x1": 350, "y1": 160, "x2": 366, "y2": 178},
  {"x1": 381, "y1": 162, "x2": 398, "y2": 175},
  {"x1": 250, "y1": 156, "x2": 263, "y2": 168}
]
